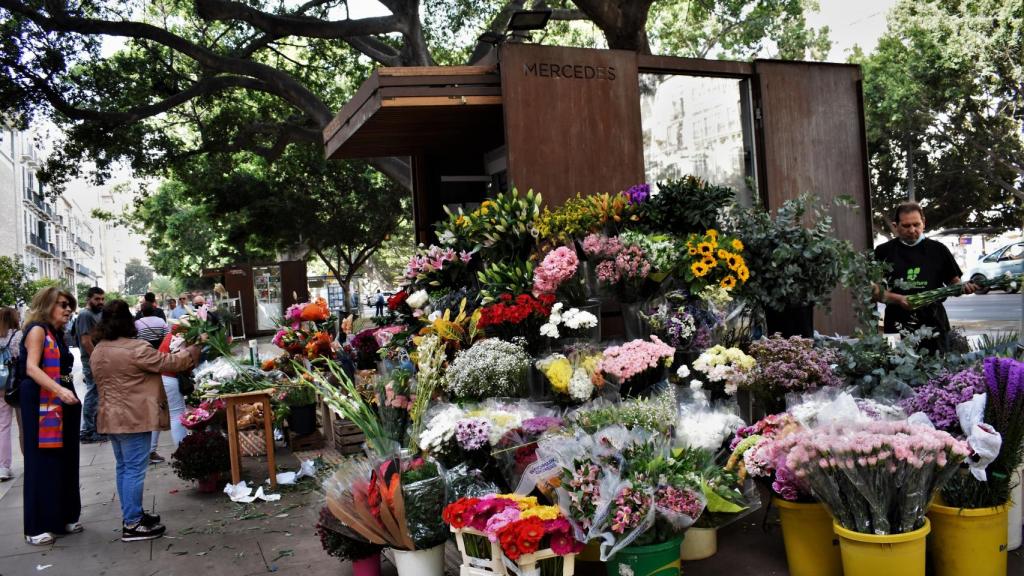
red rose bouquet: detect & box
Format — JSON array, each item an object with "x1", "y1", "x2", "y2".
[{"x1": 477, "y1": 293, "x2": 555, "y2": 356}]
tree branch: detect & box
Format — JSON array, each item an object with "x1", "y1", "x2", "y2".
[
  {"x1": 3, "y1": 0, "x2": 334, "y2": 125},
  {"x1": 468, "y1": 0, "x2": 525, "y2": 65},
  {"x1": 346, "y1": 36, "x2": 403, "y2": 66},
  {"x1": 27, "y1": 71, "x2": 272, "y2": 125},
  {"x1": 194, "y1": 0, "x2": 404, "y2": 39}
]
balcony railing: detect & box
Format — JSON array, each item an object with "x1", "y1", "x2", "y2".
[
  {"x1": 28, "y1": 233, "x2": 48, "y2": 252},
  {"x1": 76, "y1": 238, "x2": 95, "y2": 256},
  {"x1": 75, "y1": 263, "x2": 95, "y2": 278}
]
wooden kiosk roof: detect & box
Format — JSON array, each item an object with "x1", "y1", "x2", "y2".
[
  {"x1": 323, "y1": 66, "x2": 504, "y2": 159},
  {"x1": 322, "y1": 45, "x2": 874, "y2": 337}
]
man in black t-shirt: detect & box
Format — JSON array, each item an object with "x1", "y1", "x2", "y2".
[{"x1": 875, "y1": 202, "x2": 976, "y2": 352}]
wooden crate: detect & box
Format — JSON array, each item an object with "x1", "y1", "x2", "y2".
[
  {"x1": 289, "y1": 430, "x2": 324, "y2": 451},
  {"x1": 239, "y1": 428, "x2": 267, "y2": 457},
  {"x1": 332, "y1": 417, "x2": 366, "y2": 455}
]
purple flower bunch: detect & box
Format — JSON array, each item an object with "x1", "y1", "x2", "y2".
[
  {"x1": 522, "y1": 416, "x2": 564, "y2": 435},
  {"x1": 900, "y1": 369, "x2": 985, "y2": 434},
  {"x1": 984, "y1": 356, "x2": 1024, "y2": 434},
  {"x1": 625, "y1": 183, "x2": 650, "y2": 205},
  {"x1": 455, "y1": 417, "x2": 491, "y2": 451},
  {"x1": 743, "y1": 336, "x2": 840, "y2": 407}
]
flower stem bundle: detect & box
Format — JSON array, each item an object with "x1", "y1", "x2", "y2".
[{"x1": 905, "y1": 273, "x2": 1023, "y2": 310}]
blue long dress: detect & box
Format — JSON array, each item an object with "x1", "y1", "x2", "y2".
[{"x1": 19, "y1": 321, "x2": 81, "y2": 537}]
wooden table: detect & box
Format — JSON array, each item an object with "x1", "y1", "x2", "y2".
[{"x1": 220, "y1": 389, "x2": 277, "y2": 489}]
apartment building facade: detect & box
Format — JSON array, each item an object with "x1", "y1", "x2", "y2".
[{"x1": 0, "y1": 126, "x2": 103, "y2": 288}]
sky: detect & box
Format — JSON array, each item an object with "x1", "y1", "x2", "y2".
[{"x1": 808, "y1": 0, "x2": 898, "y2": 61}]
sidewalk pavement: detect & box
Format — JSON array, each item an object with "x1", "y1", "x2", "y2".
[{"x1": 0, "y1": 424, "x2": 396, "y2": 576}]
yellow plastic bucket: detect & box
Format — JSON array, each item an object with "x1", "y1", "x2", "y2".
[
  {"x1": 774, "y1": 498, "x2": 843, "y2": 576},
  {"x1": 927, "y1": 502, "x2": 1008, "y2": 576},
  {"x1": 833, "y1": 518, "x2": 929, "y2": 576}
]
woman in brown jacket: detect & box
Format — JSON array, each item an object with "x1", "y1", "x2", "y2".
[{"x1": 90, "y1": 300, "x2": 201, "y2": 542}]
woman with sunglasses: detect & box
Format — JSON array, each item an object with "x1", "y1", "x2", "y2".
[{"x1": 18, "y1": 287, "x2": 82, "y2": 546}]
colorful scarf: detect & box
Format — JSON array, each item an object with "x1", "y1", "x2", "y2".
[{"x1": 38, "y1": 329, "x2": 64, "y2": 449}]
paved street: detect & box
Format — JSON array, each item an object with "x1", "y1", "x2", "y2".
[{"x1": 946, "y1": 291, "x2": 1023, "y2": 336}]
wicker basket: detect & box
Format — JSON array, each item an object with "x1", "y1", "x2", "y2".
[
  {"x1": 238, "y1": 429, "x2": 267, "y2": 457},
  {"x1": 452, "y1": 526, "x2": 576, "y2": 576}
]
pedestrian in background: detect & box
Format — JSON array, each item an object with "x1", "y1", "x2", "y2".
[
  {"x1": 76, "y1": 287, "x2": 106, "y2": 444},
  {"x1": 90, "y1": 300, "x2": 200, "y2": 542},
  {"x1": 0, "y1": 307, "x2": 24, "y2": 481},
  {"x1": 19, "y1": 287, "x2": 82, "y2": 546},
  {"x1": 374, "y1": 290, "x2": 385, "y2": 317},
  {"x1": 135, "y1": 306, "x2": 169, "y2": 350},
  {"x1": 135, "y1": 292, "x2": 166, "y2": 321},
  {"x1": 149, "y1": 332, "x2": 188, "y2": 458},
  {"x1": 167, "y1": 298, "x2": 186, "y2": 321}
]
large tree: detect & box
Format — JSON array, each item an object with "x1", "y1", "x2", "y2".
[
  {"x1": 0, "y1": 0, "x2": 830, "y2": 192},
  {"x1": 856, "y1": 0, "x2": 1023, "y2": 233},
  {"x1": 133, "y1": 144, "x2": 408, "y2": 313},
  {"x1": 123, "y1": 257, "x2": 154, "y2": 294}
]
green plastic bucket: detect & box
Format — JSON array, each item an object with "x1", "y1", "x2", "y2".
[{"x1": 605, "y1": 536, "x2": 684, "y2": 576}]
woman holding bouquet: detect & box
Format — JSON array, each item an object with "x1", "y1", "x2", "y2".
[{"x1": 90, "y1": 300, "x2": 202, "y2": 542}]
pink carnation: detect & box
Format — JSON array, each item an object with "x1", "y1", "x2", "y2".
[
  {"x1": 533, "y1": 246, "x2": 579, "y2": 295},
  {"x1": 598, "y1": 336, "x2": 675, "y2": 381}
]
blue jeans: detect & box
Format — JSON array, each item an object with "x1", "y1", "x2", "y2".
[
  {"x1": 151, "y1": 376, "x2": 187, "y2": 452},
  {"x1": 81, "y1": 370, "x2": 99, "y2": 437},
  {"x1": 109, "y1": 432, "x2": 151, "y2": 525}
]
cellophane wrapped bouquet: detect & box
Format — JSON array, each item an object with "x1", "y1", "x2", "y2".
[
  {"x1": 785, "y1": 421, "x2": 968, "y2": 535},
  {"x1": 537, "y1": 426, "x2": 706, "y2": 561},
  {"x1": 442, "y1": 493, "x2": 584, "y2": 573},
  {"x1": 324, "y1": 451, "x2": 448, "y2": 551}
]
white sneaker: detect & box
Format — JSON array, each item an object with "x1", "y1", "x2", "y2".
[
  {"x1": 64, "y1": 522, "x2": 83, "y2": 534},
  {"x1": 0, "y1": 467, "x2": 12, "y2": 481},
  {"x1": 25, "y1": 532, "x2": 55, "y2": 546}
]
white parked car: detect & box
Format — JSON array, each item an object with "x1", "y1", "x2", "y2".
[{"x1": 966, "y1": 242, "x2": 1024, "y2": 294}]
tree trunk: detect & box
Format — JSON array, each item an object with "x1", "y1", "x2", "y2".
[{"x1": 904, "y1": 126, "x2": 915, "y2": 201}]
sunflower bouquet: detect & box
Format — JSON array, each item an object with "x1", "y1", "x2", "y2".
[{"x1": 680, "y1": 229, "x2": 749, "y2": 294}]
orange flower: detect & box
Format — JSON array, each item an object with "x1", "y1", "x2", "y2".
[
  {"x1": 304, "y1": 331, "x2": 333, "y2": 358},
  {"x1": 300, "y1": 297, "x2": 330, "y2": 321}
]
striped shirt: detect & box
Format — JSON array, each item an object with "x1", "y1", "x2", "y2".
[{"x1": 135, "y1": 316, "x2": 169, "y2": 349}]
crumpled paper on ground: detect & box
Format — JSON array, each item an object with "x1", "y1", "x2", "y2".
[
  {"x1": 957, "y1": 393, "x2": 1002, "y2": 481},
  {"x1": 224, "y1": 480, "x2": 281, "y2": 503},
  {"x1": 275, "y1": 460, "x2": 316, "y2": 485}
]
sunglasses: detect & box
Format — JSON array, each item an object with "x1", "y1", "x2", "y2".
[{"x1": 56, "y1": 300, "x2": 72, "y2": 310}]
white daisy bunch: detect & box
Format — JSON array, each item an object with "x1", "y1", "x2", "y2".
[
  {"x1": 444, "y1": 338, "x2": 530, "y2": 400},
  {"x1": 418, "y1": 404, "x2": 465, "y2": 453},
  {"x1": 539, "y1": 302, "x2": 598, "y2": 339}
]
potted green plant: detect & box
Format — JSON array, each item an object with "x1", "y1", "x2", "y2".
[
  {"x1": 728, "y1": 195, "x2": 852, "y2": 337},
  {"x1": 170, "y1": 430, "x2": 231, "y2": 493},
  {"x1": 282, "y1": 382, "x2": 319, "y2": 436}
]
